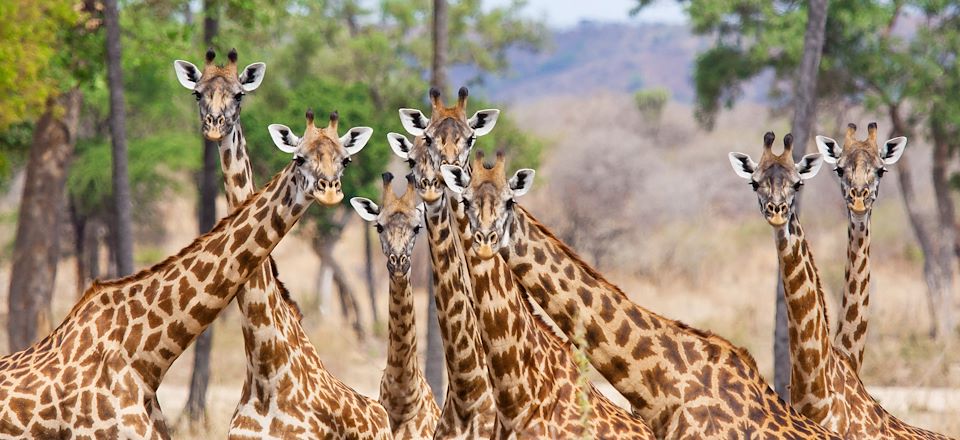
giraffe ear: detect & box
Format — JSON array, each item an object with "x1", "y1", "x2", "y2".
[
  {"x1": 880, "y1": 136, "x2": 907, "y2": 165},
  {"x1": 268, "y1": 124, "x2": 300, "y2": 154},
  {"x1": 387, "y1": 132, "x2": 413, "y2": 160},
  {"x1": 440, "y1": 165, "x2": 469, "y2": 194},
  {"x1": 728, "y1": 152, "x2": 757, "y2": 179},
  {"x1": 815, "y1": 135, "x2": 841, "y2": 164},
  {"x1": 350, "y1": 197, "x2": 380, "y2": 222},
  {"x1": 341, "y1": 127, "x2": 373, "y2": 156},
  {"x1": 399, "y1": 109, "x2": 429, "y2": 136},
  {"x1": 509, "y1": 169, "x2": 536, "y2": 197},
  {"x1": 796, "y1": 153, "x2": 824, "y2": 180},
  {"x1": 469, "y1": 109, "x2": 500, "y2": 136},
  {"x1": 238, "y1": 62, "x2": 266, "y2": 92},
  {"x1": 173, "y1": 60, "x2": 202, "y2": 90}
]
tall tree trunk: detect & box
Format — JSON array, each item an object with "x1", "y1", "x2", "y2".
[
  {"x1": 69, "y1": 199, "x2": 87, "y2": 296},
  {"x1": 424, "y1": 0, "x2": 450, "y2": 403},
  {"x1": 431, "y1": 0, "x2": 449, "y2": 94},
  {"x1": 927, "y1": 113, "x2": 956, "y2": 337},
  {"x1": 774, "y1": 0, "x2": 829, "y2": 396},
  {"x1": 363, "y1": 227, "x2": 380, "y2": 333},
  {"x1": 104, "y1": 0, "x2": 134, "y2": 277},
  {"x1": 7, "y1": 89, "x2": 82, "y2": 352},
  {"x1": 185, "y1": 0, "x2": 219, "y2": 425},
  {"x1": 314, "y1": 223, "x2": 365, "y2": 341},
  {"x1": 889, "y1": 105, "x2": 953, "y2": 338}
]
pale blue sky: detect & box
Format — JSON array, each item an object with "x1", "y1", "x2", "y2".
[{"x1": 484, "y1": 0, "x2": 686, "y2": 28}]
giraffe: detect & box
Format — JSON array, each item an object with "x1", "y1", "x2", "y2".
[
  {"x1": 444, "y1": 151, "x2": 655, "y2": 439},
  {"x1": 439, "y1": 159, "x2": 841, "y2": 439},
  {"x1": 0, "y1": 120, "x2": 358, "y2": 439},
  {"x1": 815, "y1": 123, "x2": 907, "y2": 372},
  {"x1": 387, "y1": 87, "x2": 499, "y2": 438},
  {"x1": 176, "y1": 50, "x2": 391, "y2": 438},
  {"x1": 730, "y1": 132, "x2": 950, "y2": 439},
  {"x1": 351, "y1": 172, "x2": 441, "y2": 439}
]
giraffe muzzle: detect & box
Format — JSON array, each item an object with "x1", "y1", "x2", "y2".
[
  {"x1": 419, "y1": 177, "x2": 443, "y2": 202},
  {"x1": 764, "y1": 202, "x2": 789, "y2": 227},
  {"x1": 473, "y1": 231, "x2": 499, "y2": 259},
  {"x1": 202, "y1": 114, "x2": 228, "y2": 141},
  {"x1": 314, "y1": 180, "x2": 343, "y2": 205},
  {"x1": 847, "y1": 188, "x2": 870, "y2": 215},
  {"x1": 387, "y1": 254, "x2": 410, "y2": 278}
]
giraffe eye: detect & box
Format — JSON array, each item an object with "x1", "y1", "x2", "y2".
[
  {"x1": 793, "y1": 180, "x2": 804, "y2": 190},
  {"x1": 467, "y1": 135, "x2": 477, "y2": 148},
  {"x1": 750, "y1": 181, "x2": 759, "y2": 191},
  {"x1": 293, "y1": 156, "x2": 305, "y2": 166},
  {"x1": 835, "y1": 167, "x2": 844, "y2": 177},
  {"x1": 234, "y1": 92, "x2": 244, "y2": 102},
  {"x1": 461, "y1": 198, "x2": 472, "y2": 210},
  {"x1": 407, "y1": 159, "x2": 415, "y2": 168},
  {"x1": 342, "y1": 157, "x2": 352, "y2": 167},
  {"x1": 506, "y1": 198, "x2": 516, "y2": 209},
  {"x1": 423, "y1": 136, "x2": 433, "y2": 146},
  {"x1": 193, "y1": 91, "x2": 202, "y2": 101},
  {"x1": 413, "y1": 225, "x2": 422, "y2": 234},
  {"x1": 878, "y1": 167, "x2": 887, "y2": 178},
  {"x1": 375, "y1": 224, "x2": 384, "y2": 233}
]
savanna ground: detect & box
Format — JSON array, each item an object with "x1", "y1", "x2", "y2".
[{"x1": 0, "y1": 95, "x2": 957, "y2": 438}]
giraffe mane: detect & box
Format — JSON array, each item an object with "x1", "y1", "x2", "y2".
[
  {"x1": 517, "y1": 205, "x2": 761, "y2": 371},
  {"x1": 268, "y1": 256, "x2": 303, "y2": 323}
]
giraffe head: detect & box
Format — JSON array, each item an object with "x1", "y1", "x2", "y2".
[
  {"x1": 387, "y1": 132, "x2": 446, "y2": 203},
  {"x1": 729, "y1": 132, "x2": 824, "y2": 228},
  {"x1": 441, "y1": 151, "x2": 535, "y2": 259},
  {"x1": 351, "y1": 173, "x2": 425, "y2": 278},
  {"x1": 815, "y1": 123, "x2": 907, "y2": 219},
  {"x1": 174, "y1": 48, "x2": 266, "y2": 141},
  {"x1": 268, "y1": 109, "x2": 372, "y2": 205},
  {"x1": 398, "y1": 87, "x2": 500, "y2": 169}
]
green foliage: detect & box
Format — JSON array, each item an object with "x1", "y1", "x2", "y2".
[
  {"x1": 68, "y1": 132, "x2": 200, "y2": 218},
  {"x1": 633, "y1": 87, "x2": 671, "y2": 123},
  {"x1": 0, "y1": 1, "x2": 85, "y2": 129},
  {"x1": 0, "y1": 122, "x2": 34, "y2": 185}
]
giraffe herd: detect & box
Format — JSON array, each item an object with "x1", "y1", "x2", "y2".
[{"x1": 0, "y1": 47, "x2": 951, "y2": 439}]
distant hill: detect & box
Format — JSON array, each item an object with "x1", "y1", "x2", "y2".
[{"x1": 451, "y1": 21, "x2": 770, "y2": 105}]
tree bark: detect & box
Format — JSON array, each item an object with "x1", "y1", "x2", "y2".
[
  {"x1": 7, "y1": 89, "x2": 82, "y2": 352},
  {"x1": 431, "y1": 0, "x2": 449, "y2": 94},
  {"x1": 104, "y1": 0, "x2": 134, "y2": 277},
  {"x1": 69, "y1": 199, "x2": 88, "y2": 296},
  {"x1": 424, "y1": 0, "x2": 450, "y2": 403},
  {"x1": 185, "y1": 0, "x2": 219, "y2": 424},
  {"x1": 314, "y1": 219, "x2": 366, "y2": 341},
  {"x1": 889, "y1": 105, "x2": 953, "y2": 338},
  {"x1": 774, "y1": 0, "x2": 828, "y2": 396},
  {"x1": 927, "y1": 113, "x2": 956, "y2": 337}
]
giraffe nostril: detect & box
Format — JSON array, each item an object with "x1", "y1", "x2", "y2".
[
  {"x1": 420, "y1": 178, "x2": 429, "y2": 188},
  {"x1": 474, "y1": 232, "x2": 483, "y2": 244},
  {"x1": 217, "y1": 115, "x2": 225, "y2": 125},
  {"x1": 488, "y1": 232, "x2": 498, "y2": 244}
]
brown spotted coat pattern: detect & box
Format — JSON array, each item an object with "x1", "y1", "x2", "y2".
[
  {"x1": 0, "y1": 161, "x2": 314, "y2": 439},
  {"x1": 177, "y1": 61, "x2": 392, "y2": 438}
]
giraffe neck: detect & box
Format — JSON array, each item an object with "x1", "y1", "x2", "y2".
[
  {"x1": 422, "y1": 193, "x2": 495, "y2": 417},
  {"x1": 835, "y1": 214, "x2": 871, "y2": 372},
  {"x1": 774, "y1": 213, "x2": 839, "y2": 422},
  {"x1": 218, "y1": 124, "x2": 257, "y2": 206},
  {"x1": 90, "y1": 164, "x2": 309, "y2": 390},
  {"x1": 380, "y1": 275, "x2": 434, "y2": 425},
  {"x1": 217, "y1": 121, "x2": 305, "y2": 390},
  {"x1": 466, "y1": 246, "x2": 551, "y2": 427}
]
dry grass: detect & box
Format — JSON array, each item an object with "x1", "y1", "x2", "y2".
[{"x1": 0, "y1": 95, "x2": 956, "y2": 437}]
